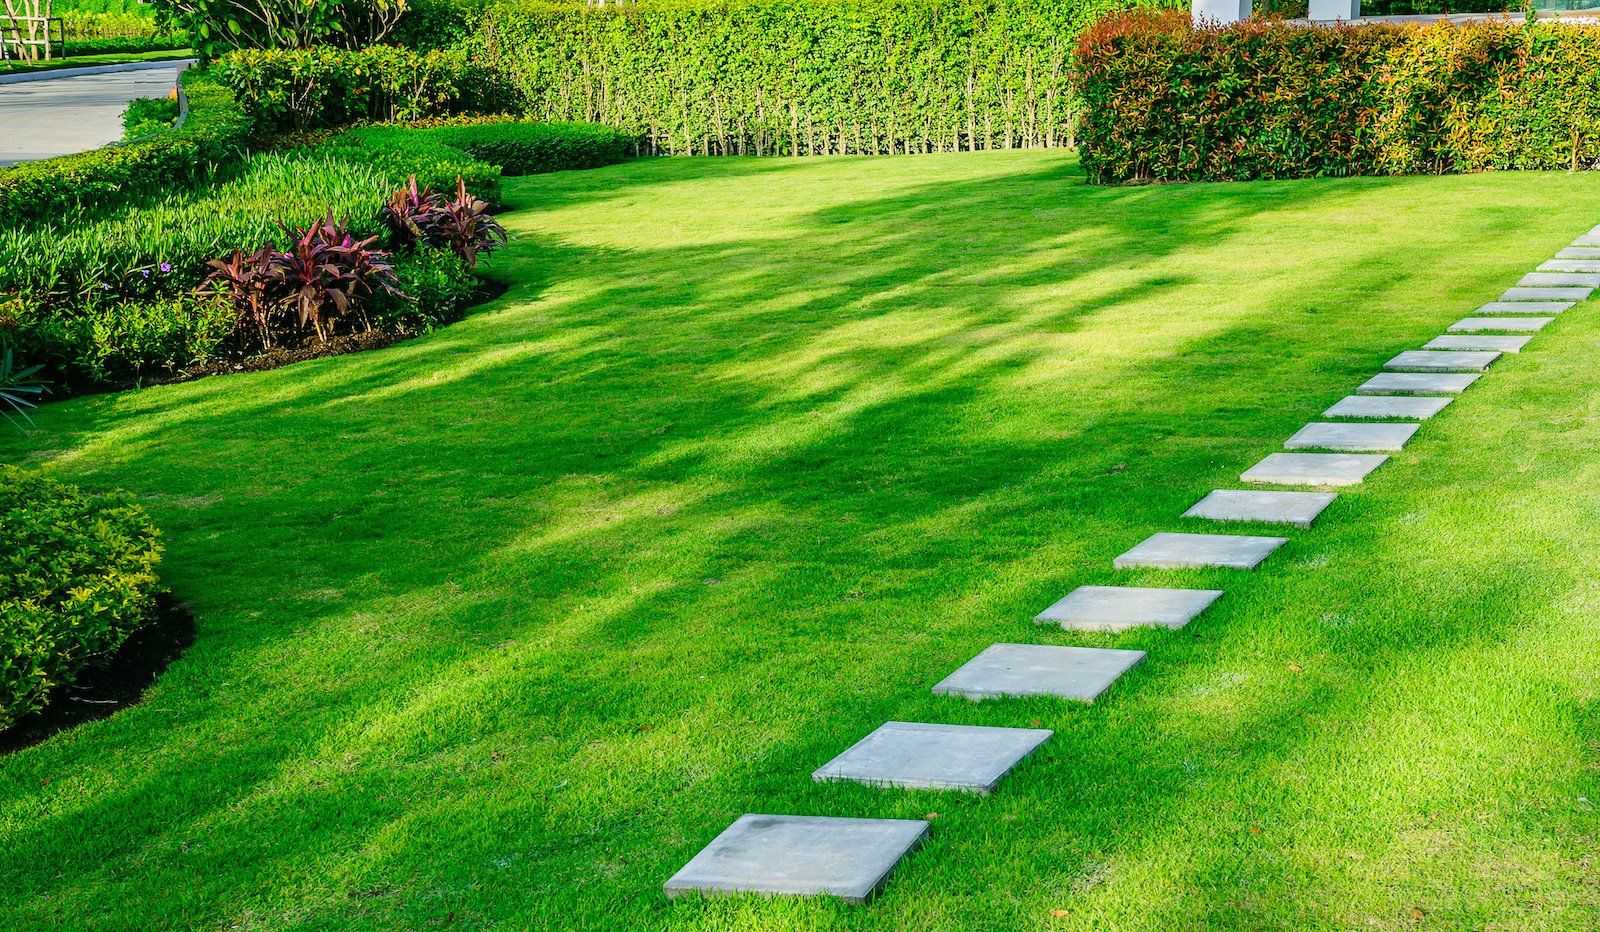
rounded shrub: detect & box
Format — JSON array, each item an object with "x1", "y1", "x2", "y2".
[{"x1": 0, "y1": 467, "x2": 163, "y2": 732}]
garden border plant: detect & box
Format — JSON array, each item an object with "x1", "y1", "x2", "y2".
[
  {"x1": 1075, "y1": 14, "x2": 1600, "y2": 184},
  {"x1": 0, "y1": 465, "x2": 163, "y2": 734}
]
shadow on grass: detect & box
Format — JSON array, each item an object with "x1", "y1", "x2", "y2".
[{"x1": 1, "y1": 152, "x2": 1595, "y2": 927}]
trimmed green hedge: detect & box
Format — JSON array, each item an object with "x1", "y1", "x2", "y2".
[
  {"x1": 1076, "y1": 15, "x2": 1600, "y2": 184},
  {"x1": 0, "y1": 69, "x2": 251, "y2": 228},
  {"x1": 477, "y1": 0, "x2": 1159, "y2": 157},
  {"x1": 341, "y1": 120, "x2": 637, "y2": 175},
  {"x1": 214, "y1": 45, "x2": 516, "y2": 134},
  {"x1": 0, "y1": 466, "x2": 162, "y2": 732}
]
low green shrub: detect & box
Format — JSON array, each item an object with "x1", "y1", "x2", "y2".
[
  {"x1": 215, "y1": 45, "x2": 515, "y2": 133},
  {"x1": 9, "y1": 294, "x2": 235, "y2": 386},
  {"x1": 0, "y1": 69, "x2": 252, "y2": 227},
  {"x1": 122, "y1": 96, "x2": 181, "y2": 139},
  {"x1": 0, "y1": 466, "x2": 162, "y2": 732},
  {"x1": 345, "y1": 119, "x2": 636, "y2": 175},
  {"x1": 62, "y1": 35, "x2": 189, "y2": 55},
  {"x1": 373, "y1": 245, "x2": 484, "y2": 331},
  {"x1": 1076, "y1": 15, "x2": 1600, "y2": 183}
]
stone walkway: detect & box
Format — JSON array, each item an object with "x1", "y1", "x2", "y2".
[
  {"x1": 662, "y1": 225, "x2": 1600, "y2": 903},
  {"x1": 0, "y1": 61, "x2": 188, "y2": 167}
]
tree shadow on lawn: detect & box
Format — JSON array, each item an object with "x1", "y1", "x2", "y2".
[{"x1": 2, "y1": 154, "x2": 1597, "y2": 927}]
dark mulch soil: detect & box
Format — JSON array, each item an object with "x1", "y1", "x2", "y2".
[
  {"x1": 0, "y1": 595, "x2": 196, "y2": 755},
  {"x1": 176, "y1": 329, "x2": 412, "y2": 381}
]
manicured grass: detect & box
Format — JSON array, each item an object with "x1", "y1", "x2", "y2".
[
  {"x1": 0, "y1": 49, "x2": 189, "y2": 74},
  {"x1": 6, "y1": 151, "x2": 1600, "y2": 928}
]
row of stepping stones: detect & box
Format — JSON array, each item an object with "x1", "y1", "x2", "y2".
[{"x1": 662, "y1": 232, "x2": 1600, "y2": 904}]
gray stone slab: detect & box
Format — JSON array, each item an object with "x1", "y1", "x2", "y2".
[
  {"x1": 812, "y1": 721, "x2": 1052, "y2": 794},
  {"x1": 664, "y1": 814, "x2": 928, "y2": 903},
  {"x1": 1572, "y1": 232, "x2": 1600, "y2": 246},
  {"x1": 1034, "y1": 585, "x2": 1223, "y2": 631},
  {"x1": 932, "y1": 643, "x2": 1145, "y2": 702},
  {"x1": 1539, "y1": 260, "x2": 1600, "y2": 273},
  {"x1": 1113, "y1": 531, "x2": 1286, "y2": 570},
  {"x1": 1449, "y1": 316, "x2": 1553, "y2": 333},
  {"x1": 1358, "y1": 372, "x2": 1480, "y2": 394},
  {"x1": 1385, "y1": 350, "x2": 1499, "y2": 372},
  {"x1": 1500, "y1": 287, "x2": 1591, "y2": 302},
  {"x1": 1323, "y1": 395, "x2": 1452, "y2": 419},
  {"x1": 1471, "y1": 301, "x2": 1572, "y2": 315},
  {"x1": 1557, "y1": 247, "x2": 1600, "y2": 259},
  {"x1": 1285, "y1": 422, "x2": 1418, "y2": 452},
  {"x1": 1424, "y1": 334, "x2": 1532, "y2": 353},
  {"x1": 1518, "y1": 272, "x2": 1600, "y2": 288},
  {"x1": 1242, "y1": 452, "x2": 1389, "y2": 486},
  {"x1": 1183, "y1": 489, "x2": 1336, "y2": 528}
]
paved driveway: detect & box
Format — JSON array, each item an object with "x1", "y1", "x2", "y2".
[{"x1": 0, "y1": 62, "x2": 190, "y2": 166}]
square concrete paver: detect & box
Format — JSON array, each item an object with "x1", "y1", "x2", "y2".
[
  {"x1": 1472, "y1": 301, "x2": 1571, "y2": 315},
  {"x1": 1183, "y1": 489, "x2": 1336, "y2": 528},
  {"x1": 1539, "y1": 260, "x2": 1600, "y2": 273},
  {"x1": 1242, "y1": 452, "x2": 1389, "y2": 486},
  {"x1": 933, "y1": 643, "x2": 1146, "y2": 702},
  {"x1": 1323, "y1": 395, "x2": 1452, "y2": 419},
  {"x1": 1285, "y1": 422, "x2": 1418, "y2": 452},
  {"x1": 1500, "y1": 287, "x2": 1590, "y2": 302},
  {"x1": 1574, "y1": 230, "x2": 1600, "y2": 246},
  {"x1": 1557, "y1": 247, "x2": 1600, "y2": 259},
  {"x1": 1519, "y1": 272, "x2": 1600, "y2": 288},
  {"x1": 1385, "y1": 350, "x2": 1500, "y2": 372},
  {"x1": 664, "y1": 814, "x2": 929, "y2": 903},
  {"x1": 1034, "y1": 585, "x2": 1223, "y2": 630},
  {"x1": 1424, "y1": 334, "x2": 1532, "y2": 353},
  {"x1": 1358, "y1": 372, "x2": 1480, "y2": 394},
  {"x1": 813, "y1": 722, "x2": 1052, "y2": 794},
  {"x1": 1113, "y1": 531, "x2": 1286, "y2": 570},
  {"x1": 1449, "y1": 317, "x2": 1553, "y2": 333}
]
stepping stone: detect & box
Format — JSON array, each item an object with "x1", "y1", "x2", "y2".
[
  {"x1": 1424, "y1": 334, "x2": 1532, "y2": 353},
  {"x1": 1557, "y1": 247, "x2": 1600, "y2": 259},
  {"x1": 1539, "y1": 260, "x2": 1600, "y2": 273},
  {"x1": 1385, "y1": 350, "x2": 1499, "y2": 372},
  {"x1": 1285, "y1": 422, "x2": 1418, "y2": 452},
  {"x1": 1034, "y1": 585, "x2": 1223, "y2": 631},
  {"x1": 663, "y1": 814, "x2": 928, "y2": 903},
  {"x1": 1500, "y1": 287, "x2": 1590, "y2": 302},
  {"x1": 1358, "y1": 372, "x2": 1480, "y2": 394},
  {"x1": 1573, "y1": 231, "x2": 1600, "y2": 246},
  {"x1": 1113, "y1": 531, "x2": 1286, "y2": 570},
  {"x1": 812, "y1": 722, "x2": 1052, "y2": 794},
  {"x1": 1323, "y1": 395, "x2": 1452, "y2": 419},
  {"x1": 1450, "y1": 316, "x2": 1553, "y2": 333},
  {"x1": 1242, "y1": 452, "x2": 1388, "y2": 486},
  {"x1": 1183, "y1": 489, "x2": 1336, "y2": 528},
  {"x1": 933, "y1": 643, "x2": 1145, "y2": 702},
  {"x1": 1471, "y1": 301, "x2": 1572, "y2": 315},
  {"x1": 1519, "y1": 272, "x2": 1600, "y2": 288}
]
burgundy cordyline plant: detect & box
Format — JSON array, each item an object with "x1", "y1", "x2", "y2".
[
  {"x1": 199, "y1": 213, "x2": 401, "y2": 350},
  {"x1": 382, "y1": 175, "x2": 507, "y2": 267}
]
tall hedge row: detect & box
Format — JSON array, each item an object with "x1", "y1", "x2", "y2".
[
  {"x1": 478, "y1": 0, "x2": 1171, "y2": 157},
  {"x1": 1076, "y1": 14, "x2": 1600, "y2": 184}
]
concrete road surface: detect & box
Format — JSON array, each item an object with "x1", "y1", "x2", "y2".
[{"x1": 0, "y1": 61, "x2": 190, "y2": 167}]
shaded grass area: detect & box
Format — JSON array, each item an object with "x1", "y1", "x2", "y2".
[{"x1": 4, "y1": 151, "x2": 1600, "y2": 928}]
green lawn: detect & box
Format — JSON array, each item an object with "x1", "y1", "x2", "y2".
[
  {"x1": 6, "y1": 150, "x2": 1600, "y2": 929},
  {"x1": 0, "y1": 49, "x2": 189, "y2": 74}
]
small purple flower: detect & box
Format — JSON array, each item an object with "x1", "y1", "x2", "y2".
[
  {"x1": 141, "y1": 269, "x2": 151, "y2": 278},
  {"x1": 101, "y1": 283, "x2": 112, "y2": 291},
  {"x1": 159, "y1": 262, "x2": 172, "y2": 273}
]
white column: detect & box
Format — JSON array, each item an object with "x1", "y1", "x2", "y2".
[
  {"x1": 1192, "y1": 0, "x2": 1252, "y2": 26},
  {"x1": 1308, "y1": 0, "x2": 1360, "y2": 20}
]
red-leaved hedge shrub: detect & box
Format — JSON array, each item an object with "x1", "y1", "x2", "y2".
[{"x1": 1076, "y1": 14, "x2": 1600, "y2": 184}]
